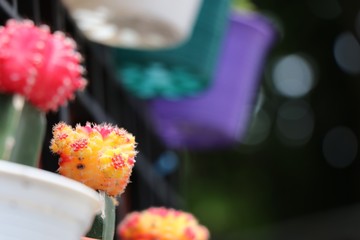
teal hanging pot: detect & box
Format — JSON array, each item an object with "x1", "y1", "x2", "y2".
[{"x1": 112, "y1": 0, "x2": 231, "y2": 99}]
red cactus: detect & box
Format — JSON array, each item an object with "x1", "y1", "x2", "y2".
[{"x1": 0, "y1": 19, "x2": 86, "y2": 112}]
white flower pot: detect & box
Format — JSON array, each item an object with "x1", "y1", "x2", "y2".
[
  {"x1": 0, "y1": 160, "x2": 101, "y2": 240},
  {"x1": 61, "y1": 0, "x2": 203, "y2": 49}
]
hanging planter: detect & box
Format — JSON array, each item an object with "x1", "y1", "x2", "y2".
[
  {"x1": 112, "y1": 0, "x2": 231, "y2": 99},
  {"x1": 61, "y1": 0, "x2": 202, "y2": 49},
  {"x1": 0, "y1": 160, "x2": 100, "y2": 240},
  {"x1": 147, "y1": 11, "x2": 277, "y2": 150}
]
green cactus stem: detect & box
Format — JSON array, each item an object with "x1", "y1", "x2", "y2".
[
  {"x1": 0, "y1": 94, "x2": 21, "y2": 160},
  {"x1": 102, "y1": 194, "x2": 116, "y2": 240},
  {"x1": 87, "y1": 192, "x2": 116, "y2": 240},
  {"x1": 9, "y1": 99, "x2": 46, "y2": 166},
  {"x1": 0, "y1": 94, "x2": 46, "y2": 166},
  {"x1": 0, "y1": 94, "x2": 18, "y2": 159}
]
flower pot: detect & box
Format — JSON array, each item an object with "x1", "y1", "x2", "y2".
[
  {"x1": 61, "y1": 0, "x2": 202, "y2": 49},
  {"x1": 147, "y1": 11, "x2": 277, "y2": 150},
  {"x1": 112, "y1": 0, "x2": 231, "y2": 99},
  {"x1": 0, "y1": 160, "x2": 101, "y2": 240}
]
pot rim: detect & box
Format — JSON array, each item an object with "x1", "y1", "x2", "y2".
[{"x1": 0, "y1": 159, "x2": 101, "y2": 212}]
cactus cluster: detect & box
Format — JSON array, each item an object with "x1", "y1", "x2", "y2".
[{"x1": 0, "y1": 18, "x2": 208, "y2": 240}]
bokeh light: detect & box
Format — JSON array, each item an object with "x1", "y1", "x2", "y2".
[
  {"x1": 276, "y1": 100, "x2": 314, "y2": 146},
  {"x1": 333, "y1": 32, "x2": 360, "y2": 75},
  {"x1": 192, "y1": 195, "x2": 231, "y2": 233},
  {"x1": 155, "y1": 151, "x2": 179, "y2": 176},
  {"x1": 322, "y1": 126, "x2": 358, "y2": 168},
  {"x1": 272, "y1": 54, "x2": 315, "y2": 98}
]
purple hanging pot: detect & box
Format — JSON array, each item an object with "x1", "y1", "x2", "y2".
[{"x1": 148, "y1": 11, "x2": 278, "y2": 150}]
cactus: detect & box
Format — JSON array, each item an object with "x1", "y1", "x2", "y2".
[
  {"x1": 0, "y1": 19, "x2": 86, "y2": 112},
  {"x1": 50, "y1": 122, "x2": 137, "y2": 239},
  {"x1": 0, "y1": 18, "x2": 86, "y2": 166},
  {"x1": 117, "y1": 207, "x2": 210, "y2": 240},
  {"x1": 50, "y1": 122, "x2": 137, "y2": 197}
]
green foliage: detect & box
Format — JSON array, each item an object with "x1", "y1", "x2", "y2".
[{"x1": 232, "y1": 0, "x2": 256, "y2": 11}]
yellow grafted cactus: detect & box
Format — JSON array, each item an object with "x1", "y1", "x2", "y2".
[
  {"x1": 117, "y1": 207, "x2": 210, "y2": 240},
  {"x1": 50, "y1": 122, "x2": 137, "y2": 197}
]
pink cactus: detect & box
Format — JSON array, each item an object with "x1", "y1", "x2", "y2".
[{"x1": 0, "y1": 19, "x2": 86, "y2": 112}]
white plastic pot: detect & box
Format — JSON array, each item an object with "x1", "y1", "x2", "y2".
[
  {"x1": 0, "y1": 160, "x2": 101, "y2": 240},
  {"x1": 61, "y1": 0, "x2": 203, "y2": 49}
]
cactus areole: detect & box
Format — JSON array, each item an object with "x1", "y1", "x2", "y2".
[{"x1": 0, "y1": 19, "x2": 87, "y2": 112}]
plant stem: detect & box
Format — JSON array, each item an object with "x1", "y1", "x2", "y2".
[
  {"x1": 86, "y1": 192, "x2": 116, "y2": 240},
  {"x1": 0, "y1": 94, "x2": 23, "y2": 160},
  {"x1": 9, "y1": 100, "x2": 46, "y2": 166},
  {"x1": 102, "y1": 193, "x2": 116, "y2": 240}
]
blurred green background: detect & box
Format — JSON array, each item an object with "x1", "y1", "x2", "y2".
[{"x1": 183, "y1": 0, "x2": 360, "y2": 239}]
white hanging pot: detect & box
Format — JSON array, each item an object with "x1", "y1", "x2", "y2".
[
  {"x1": 61, "y1": 0, "x2": 203, "y2": 49},
  {"x1": 0, "y1": 160, "x2": 101, "y2": 240}
]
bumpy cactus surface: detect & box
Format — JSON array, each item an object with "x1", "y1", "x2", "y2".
[
  {"x1": 118, "y1": 207, "x2": 210, "y2": 240},
  {"x1": 0, "y1": 19, "x2": 86, "y2": 112},
  {"x1": 50, "y1": 122, "x2": 137, "y2": 196}
]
